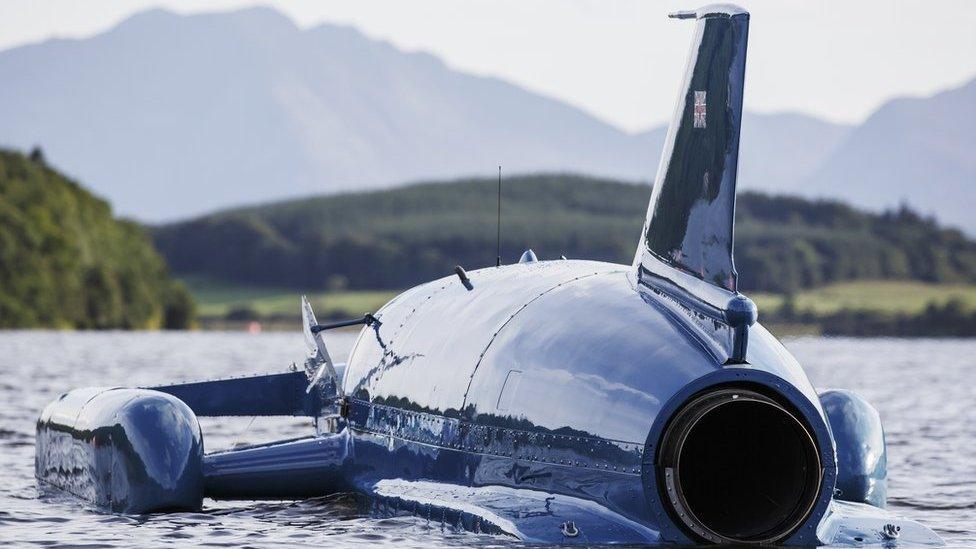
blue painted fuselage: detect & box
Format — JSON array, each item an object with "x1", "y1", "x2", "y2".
[{"x1": 335, "y1": 259, "x2": 834, "y2": 544}]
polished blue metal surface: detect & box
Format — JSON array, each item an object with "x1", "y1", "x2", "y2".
[
  {"x1": 638, "y1": 5, "x2": 748, "y2": 296},
  {"x1": 204, "y1": 433, "x2": 351, "y2": 499},
  {"x1": 342, "y1": 261, "x2": 621, "y2": 418},
  {"x1": 32, "y1": 3, "x2": 942, "y2": 545},
  {"x1": 820, "y1": 389, "x2": 888, "y2": 509},
  {"x1": 337, "y1": 258, "x2": 835, "y2": 544},
  {"x1": 149, "y1": 371, "x2": 319, "y2": 417},
  {"x1": 35, "y1": 388, "x2": 203, "y2": 513},
  {"x1": 633, "y1": 5, "x2": 754, "y2": 365}
]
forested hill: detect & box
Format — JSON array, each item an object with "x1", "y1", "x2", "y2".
[
  {"x1": 153, "y1": 174, "x2": 976, "y2": 294},
  {"x1": 0, "y1": 149, "x2": 194, "y2": 329}
]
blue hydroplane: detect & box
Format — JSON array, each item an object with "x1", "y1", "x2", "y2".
[{"x1": 36, "y1": 5, "x2": 944, "y2": 546}]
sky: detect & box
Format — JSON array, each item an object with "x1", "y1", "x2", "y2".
[{"x1": 2, "y1": 0, "x2": 975, "y2": 132}]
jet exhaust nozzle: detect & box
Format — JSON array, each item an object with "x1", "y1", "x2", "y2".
[{"x1": 657, "y1": 387, "x2": 823, "y2": 544}]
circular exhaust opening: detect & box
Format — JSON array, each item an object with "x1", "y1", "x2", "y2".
[{"x1": 658, "y1": 387, "x2": 822, "y2": 545}]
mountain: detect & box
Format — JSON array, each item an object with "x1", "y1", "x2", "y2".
[
  {"x1": 807, "y1": 77, "x2": 976, "y2": 233},
  {"x1": 152, "y1": 174, "x2": 976, "y2": 294},
  {"x1": 4, "y1": 7, "x2": 966, "y2": 231},
  {"x1": 0, "y1": 7, "x2": 847, "y2": 222},
  {"x1": 0, "y1": 7, "x2": 650, "y2": 221},
  {"x1": 0, "y1": 148, "x2": 194, "y2": 329},
  {"x1": 737, "y1": 112, "x2": 851, "y2": 195}
]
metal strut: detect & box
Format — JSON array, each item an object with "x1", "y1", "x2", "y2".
[{"x1": 311, "y1": 313, "x2": 381, "y2": 334}]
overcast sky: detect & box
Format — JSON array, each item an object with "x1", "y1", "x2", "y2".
[{"x1": 3, "y1": 0, "x2": 975, "y2": 132}]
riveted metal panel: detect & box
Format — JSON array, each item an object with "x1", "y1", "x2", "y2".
[{"x1": 343, "y1": 261, "x2": 621, "y2": 418}]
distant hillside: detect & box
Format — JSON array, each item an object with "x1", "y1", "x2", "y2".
[
  {"x1": 736, "y1": 112, "x2": 850, "y2": 196},
  {"x1": 808, "y1": 77, "x2": 976, "y2": 233},
  {"x1": 152, "y1": 174, "x2": 976, "y2": 294},
  {"x1": 0, "y1": 7, "x2": 847, "y2": 222},
  {"x1": 0, "y1": 7, "x2": 651, "y2": 221},
  {"x1": 0, "y1": 149, "x2": 194, "y2": 329}
]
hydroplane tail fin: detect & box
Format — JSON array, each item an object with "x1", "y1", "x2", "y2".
[
  {"x1": 635, "y1": 5, "x2": 749, "y2": 308},
  {"x1": 634, "y1": 5, "x2": 755, "y2": 363}
]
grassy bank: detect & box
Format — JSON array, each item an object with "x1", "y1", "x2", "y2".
[
  {"x1": 182, "y1": 276, "x2": 397, "y2": 322},
  {"x1": 752, "y1": 281, "x2": 976, "y2": 315},
  {"x1": 185, "y1": 276, "x2": 976, "y2": 336},
  {"x1": 755, "y1": 281, "x2": 976, "y2": 337}
]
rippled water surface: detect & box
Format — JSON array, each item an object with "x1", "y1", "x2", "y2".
[{"x1": 0, "y1": 331, "x2": 973, "y2": 547}]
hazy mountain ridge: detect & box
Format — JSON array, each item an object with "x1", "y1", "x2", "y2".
[
  {"x1": 0, "y1": 7, "x2": 657, "y2": 220},
  {"x1": 807, "y1": 77, "x2": 976, "y2": 231},
  {"x1": 0, "y1": 6, "x2": 970, "y2": 231},
  {"x1": 0, "y1": 7, "x2": 849, "y2": 222}
]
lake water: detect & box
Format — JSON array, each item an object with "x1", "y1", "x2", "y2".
[{"x1": 0, "y1": 331, "x2": 973, "y2": 547}]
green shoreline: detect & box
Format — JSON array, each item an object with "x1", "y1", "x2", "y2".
[{"x1": 185, "y1": 278, "x2": 976, "y2": 337}]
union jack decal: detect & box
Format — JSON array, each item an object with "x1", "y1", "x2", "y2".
[{"x1": 693, "y1": 91, "x2": 706, "y2": 128}]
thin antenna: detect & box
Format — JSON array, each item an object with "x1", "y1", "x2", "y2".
[{"x1": 496, "y1": 165, "x2": 502, "y2": 267}]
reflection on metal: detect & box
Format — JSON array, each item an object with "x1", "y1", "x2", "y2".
[
  {"x1": 35, "y1": 388, "x2": 203, "y2": 513},
  {"x1": 636, "y1": 3, "x2": 749, "y2": 299},
  {"x1": 495, "y1": 370, "x2": 522, "y2": 411},
  {"x1": 819, "y1": 389, "x2": 888, "y2": 508},
  {"x1": 33, "y1": 4, "x2": 942, "y2": 547},
  {"x1": 349, "y1": 398, "x2": 643, "y2": 472},
  {"x1": 203, "y1": 434, "x2": 351, "y2": 499}
]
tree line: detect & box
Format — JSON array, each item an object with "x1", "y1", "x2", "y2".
[
  {"x1": 153, "y1": 174, "x2": 976, "y2": 294},
  {"x1": 0, "y1": 148, "x2": 195, "y2": 329}
]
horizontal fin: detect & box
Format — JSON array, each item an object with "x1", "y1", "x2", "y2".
[{"x1": 147, "y1": 371, "x2": 320, "y2": 416}]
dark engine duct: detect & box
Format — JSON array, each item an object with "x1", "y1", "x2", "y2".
[{"x1": 657, "y1": 388, "x2": 822, "y2": 544}]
